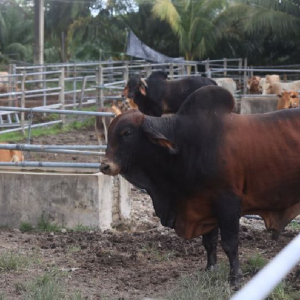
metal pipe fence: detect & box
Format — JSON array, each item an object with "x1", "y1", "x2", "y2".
[
  {"x1": 0, "y1": 144, "x2": 104, "y2": 156},
  {"x1": 0, "y1": 161, "x2": 100, "y2": 168}
]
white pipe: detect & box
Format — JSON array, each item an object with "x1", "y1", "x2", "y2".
[{"x1": 231, "y1": 233, "x2": 300, "y2": 300}]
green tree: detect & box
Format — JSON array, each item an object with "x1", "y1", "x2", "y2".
[
  {"x1": 151, "y1": 0, "x2": 228, "y2": 60},
  {"x1": 0, "y1": 1, "x2": 33, "y2": 63},
  {"x1": 44, "y1": 0, "x2": 95, "y2": 61}
]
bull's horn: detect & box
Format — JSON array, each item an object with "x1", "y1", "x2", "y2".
[{"x1": 141, "y1": 78, "x2": 148, "y2": 88}]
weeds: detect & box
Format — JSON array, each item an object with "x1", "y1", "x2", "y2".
[
  {"x1": 0, "y1": 251, "x2": 30, "y2": 271},
  {"x1": 243, "y1": 253, "x2": 268, "y2": 276},
  {"x1": 167, "y1": 263, "x2": 232, "y2": 300},
  {"x1": 72, "y1": 224, "x2": 98, "y2": 232},
  {"x1": 37, "y1": 215, "x2": 61, "y2": 232},
  {"x1": 287, "y1": 221, "x2": 300, "y2": 230},
  {"x1": 140, "y1": 245, "x2": 175, "y2": 262},
  {"x1": 23, "y1": 271, "x2": 84, "y2": 300},
  {"x1": 19, "y1": 222, "x2": 33, "y2": 233}
]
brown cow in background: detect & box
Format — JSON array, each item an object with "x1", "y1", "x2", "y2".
[
  {"x1": 0, "y1": 143, "x2": 24, "y2": 162},
  {"x1": 277, "y1": 91, "x2": 299, "y2": 110}
]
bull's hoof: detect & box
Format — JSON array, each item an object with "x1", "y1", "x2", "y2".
[
  {"x1": 230, "y1": 270, "x2": 242, "y2": 290},
  {"x1": 271, "y1": 230, "x2": 280, "y2": 241},
  {"x1": 205, "y1": 264, "x2": 218, "y2": 271}
]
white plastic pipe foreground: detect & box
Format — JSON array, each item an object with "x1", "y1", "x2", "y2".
[{"x1": 231, "y1": 233, "x2": 300, "y2": 300}]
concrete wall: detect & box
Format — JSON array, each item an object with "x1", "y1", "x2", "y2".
[
  {"x1": 0, "y1": 170, "x2": 131, "y2": 230},
  {"x1": 240, "y1": 96, "x2": 278, "y2": 115}
]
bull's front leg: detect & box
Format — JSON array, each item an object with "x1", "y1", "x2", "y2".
[
  {"x1": 202, "y1": 227, "x2": 218, "y2": 270},
  {"x1": 212, "y1": 193, "x2": 241, "y2": 286}
]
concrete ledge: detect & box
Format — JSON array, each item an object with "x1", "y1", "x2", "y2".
[
  {"x1": 241, "y1": 96, "x2": 278, "y2": 115},
  {"x1": 0, "y1": 170, "x2": 131, "y2": 230}
]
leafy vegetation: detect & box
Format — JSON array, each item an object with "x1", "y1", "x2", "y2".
[{"x1": 1, "y1": 0, "x2": 300, "y2": 65}]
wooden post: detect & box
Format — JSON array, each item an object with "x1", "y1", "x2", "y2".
[
  {"x1": 59, "y1": 68, "x2": 65, "y2": 125},
  {"x1": 20, "y1": 73, "x2": 26, "y2": 135}
]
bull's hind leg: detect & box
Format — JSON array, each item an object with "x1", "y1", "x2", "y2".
[
  {"x1": 202, "y1": 227, "x2": 218, "y2": 270},
  {"x1": 212, "y1": 193, "x2": 241, "y2": 286}
]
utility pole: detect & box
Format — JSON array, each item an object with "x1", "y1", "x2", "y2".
[
  {"x1": 34, "y1": 0, "x2": 44, "y2": 65},
  {"x1": 34, "y1": 0, "x2": 44, "y2": 86}
]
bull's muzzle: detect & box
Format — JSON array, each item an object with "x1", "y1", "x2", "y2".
[{"x1": 100, "y1": 159, "x2": 121, "y2": 176}]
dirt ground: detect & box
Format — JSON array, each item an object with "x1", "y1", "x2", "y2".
[{"x1": 1, "y1": 126, "x2": 300, "y2": 299}]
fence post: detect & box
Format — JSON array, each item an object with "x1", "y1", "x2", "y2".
[
  {"x1": 59, "y1": 68, "x2": 65, "y2": 125},
  {"x1": 243, "y1": 58, "x2": 248, "y2": 94},
  {"x1": 79, "y1": 76, "x2": 87, "y2": 110},
  {"x1": 223, "y1": 58, "x2": 227, "y2": 77},
  {"x1": 238, "y1": 58, "x2": 243, "y2": 86},
  {"x1": 169, "y1": 63, "x2": 174, "y2": 79},
  {"x1": 194, "y1": 63, "x2": 198, "y2": 75},
  {"x1": 43, "y1": 65, "x2": 47, "y2": 117},
  {"x1": 8, "y1": 64, "x2": 16, "y2": 107},
  {"x1": 123, "y1": 63, "x2": 129, "y2": 82},
  {"x1": 73, "y1": 63, "x2": 77, "y2": 108},
  {"x1": 20, "y1": 73, "x2": 26, "y2": 135},
  {"x1": 98, "y1": 65, "x2": 104, "y2": 107},
  {"x1": 205, "y1": 59, "x2": 210, "y2": 77},
  {"x1": 146, "y1": 64, "x2": 151, "y2": 77}
]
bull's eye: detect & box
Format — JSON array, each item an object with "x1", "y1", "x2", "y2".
[{"x1": 121, "y1": 129, "x2": 131, "y2": 137}]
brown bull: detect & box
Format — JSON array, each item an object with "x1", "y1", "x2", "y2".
[{"x1": 100, "y1": 85, "x2": 300, "y2": 286}]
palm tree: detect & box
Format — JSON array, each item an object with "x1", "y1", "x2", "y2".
[
  {"x1": 0, "y1": 2, "x2": 33, "y2": 63},
  {"x1": 151, "y1": 0, "x2": 229, "y2": 60},
  {"x1": 234, "y1": 0, "x2": 300, "y2": 38}
]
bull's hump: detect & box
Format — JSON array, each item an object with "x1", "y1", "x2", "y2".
[{"x1": 178, "y1": 85, "x2": 235, "y2": 115}]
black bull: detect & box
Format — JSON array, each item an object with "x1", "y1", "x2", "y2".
[
  {"x1": 122, "y1": 71, "x2": 217, "y2": 117},
  {"x1": 100, "y1": 85, "x2": 300, "y2": 285}
]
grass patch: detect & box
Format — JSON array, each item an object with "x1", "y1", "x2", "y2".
[
  {"x1": 167, "y1": 263, "x2": 232, "y2": 300},
  {"x1": 140, "y1": 245, "x2": 175, "y2": 262},
  {"x1": 243, "y1": 253, "x2": 268, "y2": 276},
  {"x1": 19, "y1": 222, "x2": 33, "y2": 233},
  {"x1": 267, "y1": 281, "x2": 296, "y2": 300},
  {"x1": 72, "y1": 224, "x2": 98, "y2": 232},
  {"x1": 67, "y1": 246, "x2": 81, "y2": 254},
  {"x1": 22, "y1": 271, "x2": 84, "y2": 300},
  {"x1": 0, "y1": 251, "x2": 30, "y2": 271},
  {"x1": 0, "y1": 108, "x2": 96, "y2": 143},
  {"x1": 287, "y1": 221, "x2": 300, "y2": 230},
  {"x1": 37, "y1": 215, "x2": 61, "y2": 232}
]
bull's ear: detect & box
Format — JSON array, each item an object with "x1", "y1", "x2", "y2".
[
  {"x1": 277, "y1": 93, "x2": 282, "y2": 98},
  {"x1": 122, "y1": 86, "x2": 129, "y2": 97},
  {"x1": 139, "y1": 79, "x2": 148, "y2": 96},
  {"x1": 142, "y1": 125, "x2": 178, "y2": 154}
]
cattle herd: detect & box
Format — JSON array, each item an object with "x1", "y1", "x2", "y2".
[
  {"x1": 1, "y1": 69, "x2": 300, "y2": 287},
  {"x1": 98, "y1": 71, "x2": 300, "y2": 287}
]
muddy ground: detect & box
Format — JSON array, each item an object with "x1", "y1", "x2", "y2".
[{"x1": 1, "y1": 126, "x2": 300, "y2": 299}]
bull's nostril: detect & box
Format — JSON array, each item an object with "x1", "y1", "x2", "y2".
[{"x1": 100, "y1": 163, "x2": 110, "y2": 173}]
